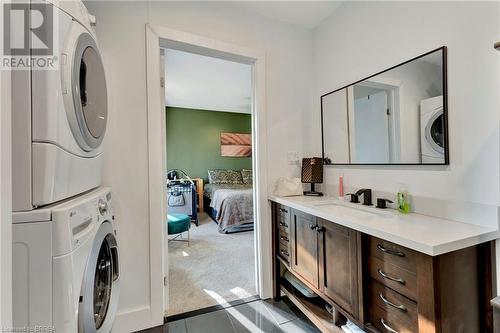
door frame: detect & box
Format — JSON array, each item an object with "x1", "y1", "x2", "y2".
[{"x1": 145, "y1": 24, "x2": 271, "y2": 322}]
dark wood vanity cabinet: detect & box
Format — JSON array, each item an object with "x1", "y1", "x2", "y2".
[
  {"x1": 276, "y1": 204, "x2": 291, "y2": 264},
  {"x1": 287, "y1": 209, "x2": 360, "y2": 316},
  {"x1": 272, "y1": 202, "x2": 495, "y2": 333},
  {"x1": 290, "y1": 209, "x2": 319, "y2": 288},
  {"x1": 317, "y1": 218, "x2": 360, "y2": 318}
]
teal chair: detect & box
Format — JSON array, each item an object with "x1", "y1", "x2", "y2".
[{"x1": 167, "y1": 214, "x2": 191, "y2": 246}]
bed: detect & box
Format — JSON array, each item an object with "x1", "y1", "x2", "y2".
[{"x1": 204, "y1": 169, "x2": 254, "y2": 233}]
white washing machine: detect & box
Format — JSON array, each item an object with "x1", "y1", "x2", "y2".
[
  {"x1": 12, "y1": 0, "x2": 108, "y2": 211},
  {"x1": 420, "y1": 95, "x2": 445, "y2": 163},
  {"x1": 13, "y1": 187, "x2": 120, "y2": 333}
]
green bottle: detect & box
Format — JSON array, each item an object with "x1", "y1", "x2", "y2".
[{"x1": 397, "y1": 184, "x2": 411, "y2": 214}]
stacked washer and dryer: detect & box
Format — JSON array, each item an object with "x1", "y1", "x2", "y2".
[{"x1": 12, "y1": 1, "x2": 119, "y2": 332}]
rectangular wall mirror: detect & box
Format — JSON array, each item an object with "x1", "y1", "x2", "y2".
[{"x1": 321, "y1": 47, "x2": 448, "y2": 165}]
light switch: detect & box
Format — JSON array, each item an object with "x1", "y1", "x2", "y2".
[{"x1": 287, "y1": 151, "x2": 299, "y2": 165}]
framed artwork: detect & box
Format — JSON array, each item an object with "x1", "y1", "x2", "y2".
[{"x1": 220, "y1": 132, "x2": 252, "y2": 157}]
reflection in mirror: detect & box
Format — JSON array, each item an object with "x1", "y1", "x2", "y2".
[
  {"x1": 321, "y1": 47, "x2": 447, "y2": 165},
  {"x1": 322, "y1": 89, "x2": 349, "y2": 164}
]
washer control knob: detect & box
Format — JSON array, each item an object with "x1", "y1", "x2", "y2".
[{"x1": 98, "y1": 199, "x2": 108, "y2": 215}]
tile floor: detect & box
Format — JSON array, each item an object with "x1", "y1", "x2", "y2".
[{"x1": 139, "y1": 298, "x2": 321, "y2": 333}]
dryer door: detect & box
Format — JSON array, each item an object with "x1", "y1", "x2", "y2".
[
  {"x1": 79, "y1": 221, "x2": 119, "y2": 333},
  {"x1": 425, "y1": 107, "x2": 445, "y2": 155},
  {"x1": 69, "y1": 31, "x2": 108, "y2": 152}
]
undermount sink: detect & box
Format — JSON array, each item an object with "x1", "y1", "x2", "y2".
[{"x1": 313, "y1": 200, "x2": 392, "y2": 219}]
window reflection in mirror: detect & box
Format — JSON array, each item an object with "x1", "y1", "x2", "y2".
[{"x1": 321, "y1": 47, "x2": 447, "y2": 165}]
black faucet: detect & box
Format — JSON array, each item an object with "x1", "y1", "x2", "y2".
[{"x1": 355, "y1": 188, "x2": 372, "y2": 206}]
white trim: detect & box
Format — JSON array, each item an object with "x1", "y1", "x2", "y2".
[
  {"x1": 0, "y1": 67, "x2": 13, "y2": 327},
  {"x1": 145, "y1": 25, "x2": 167, "y2": 328},
  {"x1": 145, "y1": 24, "x2": 271, "y2": 321}
]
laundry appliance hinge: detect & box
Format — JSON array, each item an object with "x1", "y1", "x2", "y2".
[{"x1": 160, "y1": 77, "x2": 165, "y2": 88}]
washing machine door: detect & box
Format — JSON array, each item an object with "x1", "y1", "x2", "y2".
[
  {"x1": 425, "y1": 107, "x2": 445, "y2": 155},
  {"x1": 68, "y1": 29, "x2": 108, "y2": 152},
  {"x1": 79, "y1": 221, "x2": 119, "y2": 333}
]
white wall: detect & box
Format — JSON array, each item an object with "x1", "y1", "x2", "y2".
[
  {"x1": 312, "y1": 1, "x2": 500, "y2": 208},
  {"x1": 84, "y1": 1, "x2": 313, "y2": 330},
  {"x1": 164, "y1": 48, "x2": 252, "y2": 113}
]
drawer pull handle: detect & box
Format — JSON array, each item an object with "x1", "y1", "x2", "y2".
[
  {"x1": 280, "y1": 236, "x2": 289, "y2": 242},
  {"x1": 279, "y1": 222, "x2": 288, "y2": 228},
  {"x1": 379, "y1": 293, "x2": 407, "y2": 312},
  {"x1": 378, "y1": 269, "x2": 406, "y2": 285},
  {"x1": 380, "y1": 318, "x2": 399, "y2": 333},
  {"x1": 377, "y1": 244, "x2": 405, "y2": 257},
  {"x1": 279, "y1": 208, "x2": 288, "y2": 213},
  {"x1": 280, "y1": 250, "x2": 289, "y2": 257}
]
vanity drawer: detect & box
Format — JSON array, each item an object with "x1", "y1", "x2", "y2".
[
  {"x1": 368, "y1": 279, "x2": 418, "y2": 328},
  {"x1": 368, "y1": 256, "x2": 417, "y2": 300},
  {"x1": 369, "y1": 303, "x2": 417, "y2": 333},
  {"x1": 368, "y1": 236, "x2": 418, "y2": 274},
  {"x1": 278, "y1": 242, "x2": 291, "y2": 262},
  {"x1": 277, "y1": 215, "x2": 290, "y2": 232},
  {"x1": 278, "y1": 229, "x2": 290, "y2": 245},
  {"x1": 277, "y1": 204, "x2": 290, "y2": 218}
]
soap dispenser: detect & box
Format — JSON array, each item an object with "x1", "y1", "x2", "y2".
[{"x1": 397, "y1": 183, "x2": 411, "y2": 214}]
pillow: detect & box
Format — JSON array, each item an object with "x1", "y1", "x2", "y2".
[
  {"x1": 208, "y1": 169, "x2": 243, "y2": 184},
  {"x1": 241, "y1": 169, "x2": 253, "y2": 184}
]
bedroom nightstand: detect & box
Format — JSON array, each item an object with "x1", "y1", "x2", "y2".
[{"x1": 193, "y1": 178, "x2": 204, "y2": 213}]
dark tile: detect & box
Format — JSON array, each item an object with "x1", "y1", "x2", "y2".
[
  {"x1": 185, "y1": 309, "x2": 237, "y2": 333},
  {"x1": 137, "y1": 324, "x2": 168, "y2": 333},
  {"x1": 279, "y1": 318, "x2": 321, "y2": 333},
  {"x1": 167, "y1": 319, "x2": 187, "y2": 333},
  {"x1": 227, "y1": 301, "x2": 283, "y2": 332},
  {"x1": 262, "y1": 299, "x2": 305, "y2": 324}
]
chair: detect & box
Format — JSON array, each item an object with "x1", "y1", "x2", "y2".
[{"x1": 167, "y1": 214, "x2": 191, "y2": 246}]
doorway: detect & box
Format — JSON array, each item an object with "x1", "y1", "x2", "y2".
[
  {"x1": 162, "y1": 47, "x2": 257, "y2": 317},
  {"x1": 145, "y1": 25, "x2": 272, "y2": 324},
  {"x1": 349, "y1": 81, "x2": 401, "y2": 163}
]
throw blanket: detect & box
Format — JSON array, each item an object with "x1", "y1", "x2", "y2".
[{"x1": 210, "y1": 188, "x2": 253, "y2": 233}]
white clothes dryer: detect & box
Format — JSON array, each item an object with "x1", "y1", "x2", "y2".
[
  {"x1": 13, "y1": 0, "x2": 108, "y2": 211},
  {"x1": 420, "y1": 95, "x2": 445, "y2": 163},
  {"x1": 12, "y1": 187, "x2": 119, "y2": 333}
]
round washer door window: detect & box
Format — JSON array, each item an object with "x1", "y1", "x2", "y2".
[
  {"x1": 79, "y1": 221, "x2": 119, "y2": 333},
  {"x1": 425, "y1": 109, "x2": 445, "y2": 154},
  {"x1": 71, "y1": 33, "x2": 107, "y2": 151},
  {"x1": 94, "y1": 237, "x2": 113, "y2": 329}
]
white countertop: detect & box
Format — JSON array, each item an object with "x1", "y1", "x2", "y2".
[{"x1": 269, "y1": 195, "x2": 499, "y2": 256}]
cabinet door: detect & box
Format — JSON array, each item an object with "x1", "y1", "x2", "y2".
[
  {"x1": 290, "y1": 209, "x2": 319, "y2": 288},
  {"x1": 318, "y1": 218, "x2": 359, "y2": 316}
]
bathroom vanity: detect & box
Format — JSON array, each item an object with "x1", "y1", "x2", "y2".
[{"x1": 270, "y1": 195, "x2": 498, "y2": 333}]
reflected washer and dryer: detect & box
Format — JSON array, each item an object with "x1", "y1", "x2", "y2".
[
  {"x1": 12, "y1": 1, "x2": 108, "y2": 211},
  {"x1": 12, "y1": 187, "x2": 120, "y2": 333},
  {"x1": 420, "y1": 95, "x2": 445, "y2": 163}
]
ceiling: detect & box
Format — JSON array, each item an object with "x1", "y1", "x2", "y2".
[
  {"x1": 231, "y1": 1, "x2": 343, "y2": 30},
  {"x1": 164, "y1": 49, "x2": 252, "y2": 114}
]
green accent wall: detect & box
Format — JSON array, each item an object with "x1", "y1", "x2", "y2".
[{"x1": 166, "y1": 107, "x2": 252, "y2": 182}]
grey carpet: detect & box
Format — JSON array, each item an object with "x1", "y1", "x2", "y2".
[{"x1": 167, "y1": 213, "x2": 256, "y2": 316}]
